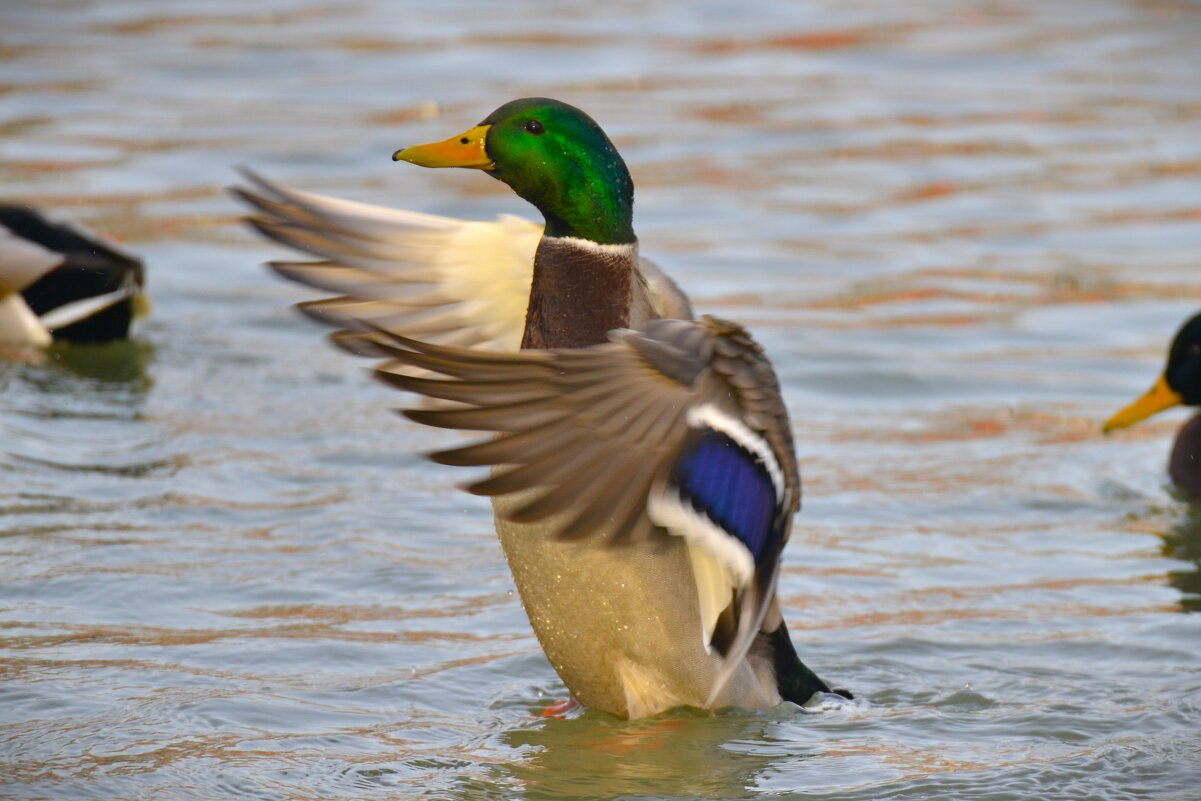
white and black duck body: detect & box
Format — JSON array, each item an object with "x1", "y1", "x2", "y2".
[{"x1": 0, "y1": 204, "x2": 144, "y2": 345}]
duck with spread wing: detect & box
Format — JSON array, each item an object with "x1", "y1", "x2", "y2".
[{"x1": 236, "y1": 98, "x2": 848, "y2": 718}]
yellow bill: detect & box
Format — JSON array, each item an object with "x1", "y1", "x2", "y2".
[
  {"x1": 1103, "y1": 373, "x2": 1182, "y2": 433},
  {"x1": 392, "y1": 124, "x2": 493, "y2": 170}
]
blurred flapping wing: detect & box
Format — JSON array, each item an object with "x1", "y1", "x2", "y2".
[
  {"x1": 233, "y1": 168, "x2": 538, "y2": 351},
  {"x1": 357, "y1": 315, "x2": 800, "y2": 701},
  {"x1": 233, "y1": 170, "x2": 694, "y2": 348}
]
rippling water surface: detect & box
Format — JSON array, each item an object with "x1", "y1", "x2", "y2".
[{"x1": 2, "y1": 1, "x2": 1200, "y2": 798}]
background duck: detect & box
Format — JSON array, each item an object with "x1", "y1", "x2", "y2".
[
  {"x1": 0, "y1": 205, "x2": 147, "y2": 346},
  {"x1": 1104, "y1": 311, "x2": 1201, "y2": 500},
  {"x1": 237, "y1": 97, "x2": 845, "y2": 718}
]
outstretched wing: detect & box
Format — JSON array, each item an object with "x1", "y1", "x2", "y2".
[
  {"x1": 233, "y1": 168, "x2": 539, "y2": 351},
  {"x1": 355, "y1": 315, "x2": 799, "y2": 702},
  {"x1": 232, "y1": 170, "x2": 693, "y2": 350}
]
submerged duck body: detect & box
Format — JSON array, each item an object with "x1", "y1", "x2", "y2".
[
  {"x1": 0, "y1": 205, "x2": 146, "y2": 345},
  {"x1": 238, "y1": 98, "x2": 842, "y2": 717},
  {"x1": 1169, "y1": 414, "x2": 1201, "y2": 499},
  {"x1": 1105, "y1": 311, "x2": 1201, "y2": 500}
]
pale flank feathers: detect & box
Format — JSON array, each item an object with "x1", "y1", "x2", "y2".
[
  {"x1": 0, "y1": 222, "x2": 61, "y2": 345},
  {"x1": 0, "y1": 224, "x2": 63, "y2": 296},
  {"x1": 0, "y1": 293, "x2": 52, "y2": 346}
]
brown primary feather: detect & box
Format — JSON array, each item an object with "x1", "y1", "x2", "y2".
[
  {"x1": 378, "y1": 373, "x2": 546, "y2": 406},
  {"x1": 433, "y1": 420, "x2": 590, "y2": 467}
]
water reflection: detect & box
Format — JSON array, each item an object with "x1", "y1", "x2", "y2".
[
  {"x1": 1163, "y1": 504, "x2": 1201, "y2": 613},
  {"x1": 41, "y1": 338, "x2": 155, "y2": 388},
  {"x1": 0, "y1": 338, "x2": 156, "y2": 478},
  {"x1": 477, "y1": 709, "x2": 805, "y2": 800},
  {"x1": 2, "y1": 338, "x2": 154, "y2": 390}
]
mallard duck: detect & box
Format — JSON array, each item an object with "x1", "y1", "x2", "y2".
[
  {"x1": 0, "y1": 205, "x2": 146, "y2": 345},
  {"x1": 1104, "y1": 311, "x2": 1201, "y2": 500},
  {"x1": 236, "y1": 97, "x2": 846, "y2": 718}
]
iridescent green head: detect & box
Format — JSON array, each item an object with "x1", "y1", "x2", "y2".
[{"x1": 393, "y1": 98, "x2": 635, "y2": 245}]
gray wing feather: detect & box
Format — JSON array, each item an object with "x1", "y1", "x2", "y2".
[
  {"x1": 364, "y1": 316, "x2": 799, "y2": 543},
  {"x1": 637, "y1": 257, "x2": 694, "y2": 321}
]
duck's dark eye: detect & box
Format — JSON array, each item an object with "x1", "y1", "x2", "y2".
[
  {"x1": 1189, "y1": 342, "x2": 1201, "y2": 358},
  {"x1": 524, "y1": 119, "x2": 545, "y2": 135}
]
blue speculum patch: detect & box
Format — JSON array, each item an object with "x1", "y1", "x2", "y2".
[{"x1": 673, "y1": 429, "x2": 780, "y2": 565}]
